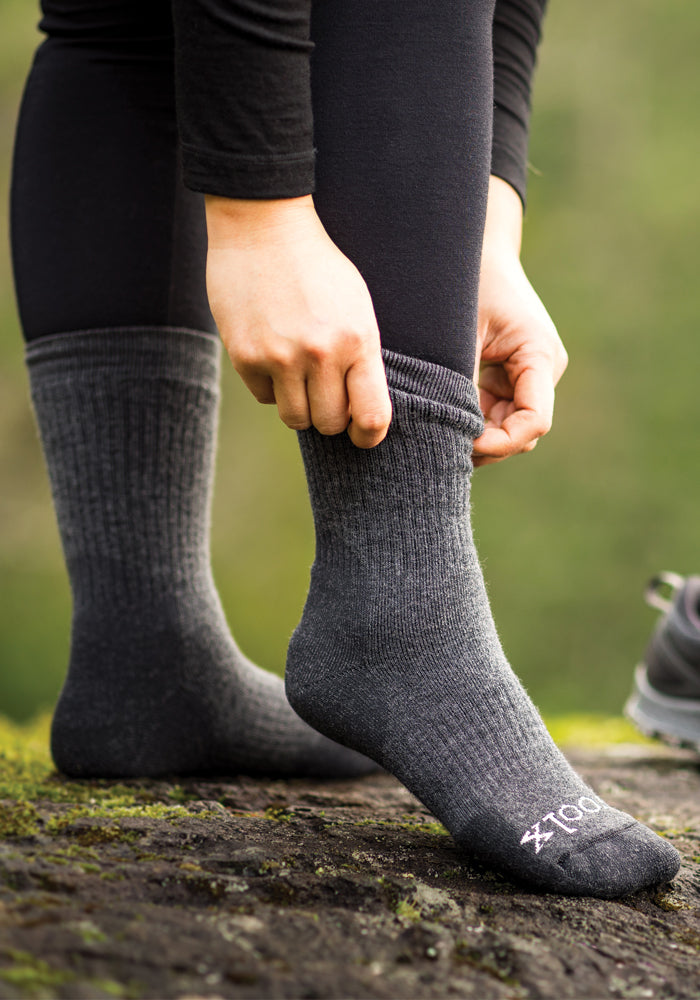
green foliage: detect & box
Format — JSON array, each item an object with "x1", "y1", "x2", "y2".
[{"x1": 2, "y1": 1, "x2": 700, "y2": 718}]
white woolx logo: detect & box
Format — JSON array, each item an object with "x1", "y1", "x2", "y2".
[{"x1": 520, "y1": 796, "x2": 606, "y2": 854}]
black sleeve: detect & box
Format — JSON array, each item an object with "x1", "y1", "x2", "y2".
[
  {"x1": 491, "y1": 0, "x2": 548, "y2": 207},
  {"x1": 171, "y1": 0, "x2": 315, "y2": 199}
]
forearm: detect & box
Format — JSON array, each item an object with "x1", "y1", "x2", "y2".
[{"x1": 482, "y1": 176, "x2": 523, "y2": 265}]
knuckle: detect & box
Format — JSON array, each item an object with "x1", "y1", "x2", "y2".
[
  {"x1": 252, "y1": 386, "x2": 275, "y2": 404},
  {"x1": 282, "y1": 413, "x2": 312, "y2": 431},
  {"x1": 357, "y1": 409, "x2": 391, "y2": 434},
  {"x1": 315, "y1": 418, "x2": 349, "y2": 436},
  {"x1": 266, "y1": 343, "x2": 297, "y2": 370},
  {"x1": 230, "y1": 344, "x2": 259, "y2": 372},
  {"x1": 342, "y1": 326, "x2": 369, "y2": 354},
  {"x1": 304, "y1": 340, "x2": 332, "y2": 365},
  {"x1": 352, "y1": 432, "x2": 383, "y2": 450}
]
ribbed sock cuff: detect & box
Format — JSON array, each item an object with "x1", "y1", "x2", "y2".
[
  {"x1": 382, "y1": 349, "x2": 484, "y2": 438},
  {"x1": 25, "y1": 327, "x2": 221, "y2": 393}
]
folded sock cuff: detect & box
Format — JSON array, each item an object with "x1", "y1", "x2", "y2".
[
  {"x1": 382, "y1": 349, "x2": 485, "y2": 439},
  {"x1": 25, "y1": 327, "x2": 221, "y2": 393}
]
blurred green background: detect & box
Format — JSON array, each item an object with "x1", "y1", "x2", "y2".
[{"x1": 1, "y1": 0, "x2": 699, "y2": 723}]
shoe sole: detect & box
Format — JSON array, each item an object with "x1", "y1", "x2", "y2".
[{"x1": 624, "y1": 664, "x2": 700, "y2": 752}]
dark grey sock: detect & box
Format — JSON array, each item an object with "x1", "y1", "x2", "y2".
[
  {"x1": 286, "y1": 350, "x2": 680, "y2": 897},
  {"x1": 27, "y1": 327, "x2": 375, "y2": 779}
]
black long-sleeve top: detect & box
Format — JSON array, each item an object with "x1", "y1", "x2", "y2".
[{"x1": 172, "y1": 0, "x2": 547, "y2": 205}]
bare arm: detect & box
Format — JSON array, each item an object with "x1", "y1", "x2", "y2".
[{"x1": 473, "y1": 176, "x2": 567, "y2": 466}]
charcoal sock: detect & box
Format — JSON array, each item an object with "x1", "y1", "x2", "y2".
[
  {"x1": 27, "y1": 327, "x2": 375, "y2": 779},
  {"x1": 286, "y1": 349, "x2": 680, "y2": 897}
]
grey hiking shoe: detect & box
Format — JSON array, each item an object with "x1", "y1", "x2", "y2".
[{"x1": 625, "y1": 572, "x2": 700, "y2": 749}]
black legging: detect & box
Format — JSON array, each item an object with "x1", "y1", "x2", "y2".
[{"x1": 11, "y1": 0, "x2": 495, "y2": 378}]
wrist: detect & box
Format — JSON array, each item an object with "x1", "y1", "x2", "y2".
[
  {"x1": 205, "y1": 194, "x2": 318, "y2": 249},
  {"x1": 480, "y1": 176, "x2": 523, "y2": 266}
]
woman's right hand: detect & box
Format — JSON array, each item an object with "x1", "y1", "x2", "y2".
[{"x1": 205, "y1": 194, "x2": 392, "y2": 449}]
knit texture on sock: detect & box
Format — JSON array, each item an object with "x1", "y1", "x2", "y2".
[
  {"x1": 27, "y1": 327, "x2": 375, "y2": 779},
  {"x1": 286, "y1": 349, "x2": 680, "y2": 897}
]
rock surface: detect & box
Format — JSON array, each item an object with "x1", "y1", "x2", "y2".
[{"x1": 1, "y1": 741, "x2": 699, "y2": 999}]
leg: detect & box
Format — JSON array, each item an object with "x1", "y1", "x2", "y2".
[
  {"x1": 285, "y1": 0, "x2": 679, "y2": 894},
  {"x1": 11, "y1": 0, "x2": 374, "y2": 779},
  {"x1": 310, "y1": 0, "x2": 492, "y2": 377},
  {"x1": 11, "y1": 0, "x2": 213, "y2": 342}
]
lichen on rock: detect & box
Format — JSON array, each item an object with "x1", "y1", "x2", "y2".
[{"x1": 0, "y1": 714, "x2": 699, "y2": 999}]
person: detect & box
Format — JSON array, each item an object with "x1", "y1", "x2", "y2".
[
  {"x1": 10, "y1": 0, "x2": 679, "y2": 897},
  {"x1": 626, "y1": 573, "x2": 700, "y2": 746}
]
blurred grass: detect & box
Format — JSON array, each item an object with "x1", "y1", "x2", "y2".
[{"x1": 1, "y1": 0, "x2": 699, "y2": 721}]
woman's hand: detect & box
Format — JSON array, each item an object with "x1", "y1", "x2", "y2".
[
  {"x1": 473, "y1": 177, "x2": 568, "y2": 467},
  {"x1": 205, "y1": 194, "x2": 392, "y2": 449}
]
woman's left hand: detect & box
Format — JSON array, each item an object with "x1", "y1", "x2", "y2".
[{"x1": 473, "y1": 177, "x2": 568, "y2": 467}]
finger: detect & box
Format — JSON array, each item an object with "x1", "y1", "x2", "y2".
[
  {"x1": 346, "y1": 354, "x2": 392, "y2": 448},
  {"x1": 270, "y1": 375, "x2": 312, "y2": 430},
  {"x1": 504, "y1": 365, "x2": 554, "y2": 447},
  {"x1": 239, "y1": 371, "x2": 276, "y2": 405},
  {"x1": 473, "y1": 452, "x2": 502, "y2": 468},
  {"x1": 472, "y1": 414, "x2": 543, "y2": 462},
  {"x1": 478, "y1": 364, "x2": 513, "y2": 400},
  {"x1": 472, "y1": 338, "x2": 483, "y2": 384},
  {"x1": 306, "y1": 365, "x2": 351, "y2": 436},
  {"x1": 474, "y1": 367, "x2": 554, "y2": 459},
  {"x1": 473, "y1": 435, "x2": 538, "y2": 468}
]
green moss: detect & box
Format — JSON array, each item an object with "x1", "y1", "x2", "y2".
[
  {"x1": 165, "y1": 785, "x2": 199, "y2": 803},
  {"x1": 62, "y1": 843, "x2": 99, "y2": 860},
  {"x1": 68, "y1": 919, "x2": 108, "y2": 944},
  {"x1": 395, "y1": 899, "x2": 422, "y2": 924},
  {"x1": 400, "y1": 819, "x2": 448, "y2": 837},
  {"x1": 178, "y1": 861, "x2": 204, "y2": 872},
  {"x1": 77, "y1": 862, "x2": 101, "y2": 874},
  {"x1": 264, "y1": 806, "x2": 293, "y2": 823},
  {"x1": 0, "y1": 951, "x2": 140, "y2": 1000},
  {"x1": 0, "y1": 800, "x2": 40, "y2": 838},
  {"x1": 45, "y1": 817, "x2": 138, "y2": 845},
  {"x1": 352, "y1": 816, "x2": 448, "y2": 837},
  {"x1": 653, "y1": 889, "x2": 691, "y2": 912},
  {"x1": 259, "y1": 857, "x2": 296, "y2": 874},
  {"x1": 90, "y1": 979, "x2": 142, "y2": 999},
  {"x1": 46, "y1": 802, "x2": 214, "y2": 842},
  {"x1": 0, "y1": 713, "x2": 171, "y2": 808},
  {"x1": 0, "y1": 949, "x2": 76, "y2": 997}
]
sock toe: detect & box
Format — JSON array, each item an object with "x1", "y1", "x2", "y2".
[{"x1": 556, "y1": 822, "x2": 681, "y2": 898}]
